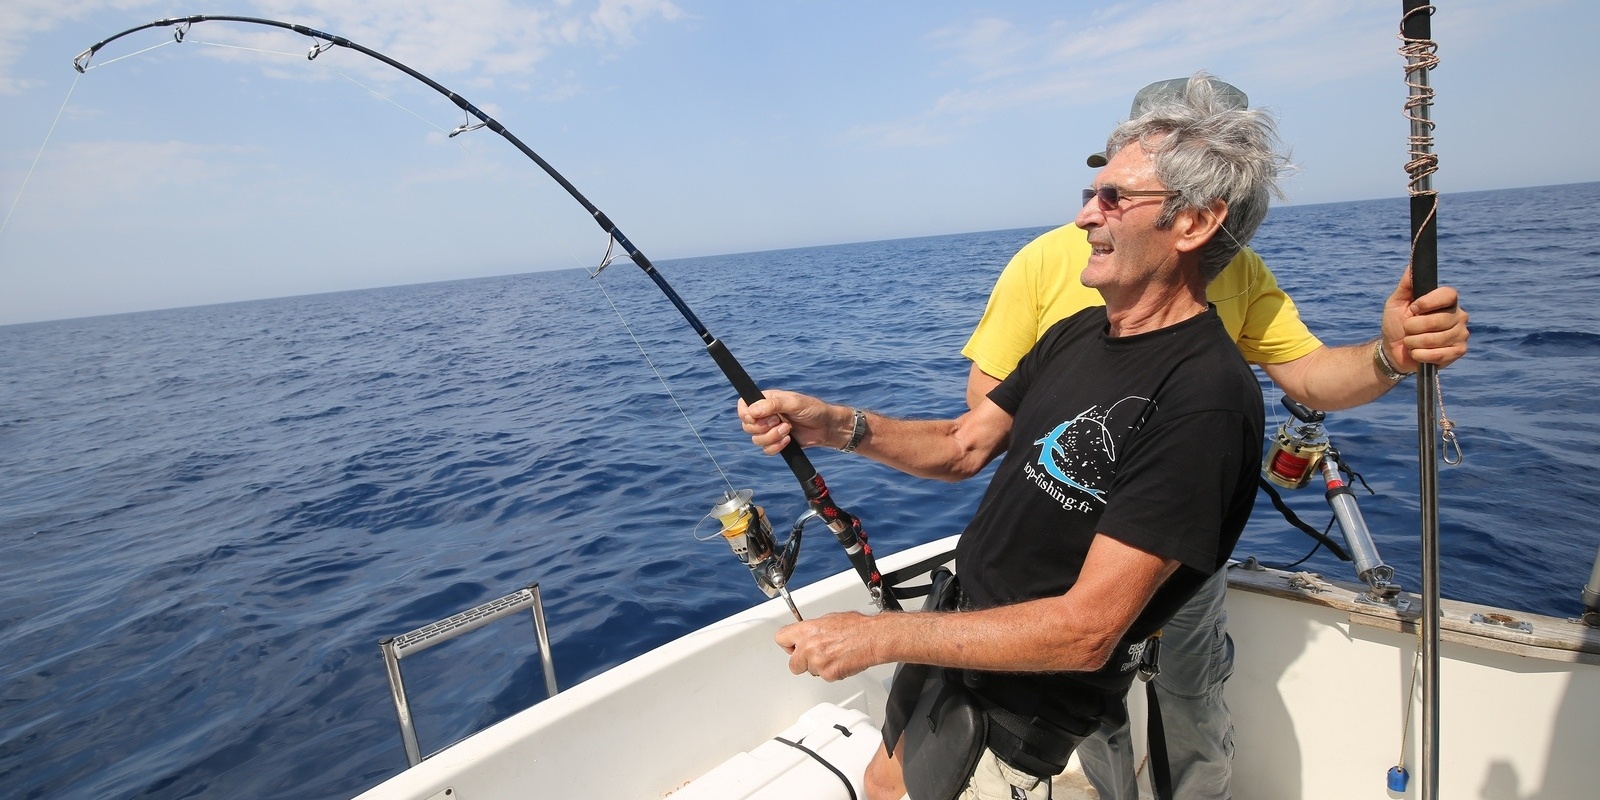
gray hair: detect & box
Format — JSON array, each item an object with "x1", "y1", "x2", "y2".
[{"x1": 1102, "y1": 73, "x2": 1294, "y2": 281}]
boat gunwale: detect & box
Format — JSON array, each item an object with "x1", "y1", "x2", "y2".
[{"x1": 1227, "y1": 561, "x2": 1600, "y2": 665}]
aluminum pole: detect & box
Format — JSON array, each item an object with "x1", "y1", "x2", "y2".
[{"x1": 1401, "y1": 2, "x2": 1442, "y2": 798}]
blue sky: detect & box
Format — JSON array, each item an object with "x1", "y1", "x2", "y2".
[{"x1": 2, "y1": 0, "x2": 1596, "y2": 325}]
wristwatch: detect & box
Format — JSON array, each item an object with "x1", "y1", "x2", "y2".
[
  {"x1": 840, "y1": 408, "x2": 867, "y2": 453},
  {"x1": 1373, "y1": 340, "x2": 1413, "y2": 383}
]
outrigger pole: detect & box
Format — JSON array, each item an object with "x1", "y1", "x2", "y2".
[
  {"x1": 1399, "y1": 2, "x2": 1442, "y2": 798},
  {"x1": 76, "y1": 16, "x2": 899, "y2": 611}
]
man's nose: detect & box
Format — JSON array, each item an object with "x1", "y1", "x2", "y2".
[{"x1": 1074, "y1": 197, "x2": 1104, "y2": 229}]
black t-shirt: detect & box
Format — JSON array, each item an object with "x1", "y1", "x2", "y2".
[{"x1": 954, "y1": 305, "x2": 1262, "y2": 710}]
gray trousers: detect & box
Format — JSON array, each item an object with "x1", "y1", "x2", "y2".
[{"x1": 1075, "y1": 567, "x2": 1235, "y2": 800}]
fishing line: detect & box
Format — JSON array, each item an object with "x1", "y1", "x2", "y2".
[
  {"x1": 59, "y1": 25, "x2": 722, "y2": 490},
  {"x1": 1200, "y1": 211, "x2": 1254, "y2": 306},
  {"x1": 586, "y1": 245, "x2": 738, "y2": 495},
  {"x1": 178, "y1": 32, "x2": 740, "y2": 491},
  {"x1": 75, "y1": 39, "x2": 176, "y2": 70},
  {"x1": 181, "y1": 30, "x2": 741, "y2": 494},
  {"x1": 73, "y1": 15, "x2": 898, "y2": 609},
  {"x1": 179, "y1": 37, "x2": 485, "y2": 154},
  {"x1": 1391, "y1": 623, "x2": 1424, "y2": 789},
  {"x1": 0, "y1": 73, "x2": 82, "y2": 238}
]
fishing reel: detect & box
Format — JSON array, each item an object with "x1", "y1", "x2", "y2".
[
  {"x1": 707, "y1": 489, "x2": 812, "y2": 621},
  {"x1": 1263, "y1": 397, "x2": 1330, "y2": 489},
  {"x1": 1262, "y1": 396, "x2": 1398, "y2": 604}
]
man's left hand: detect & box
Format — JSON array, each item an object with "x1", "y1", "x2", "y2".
[{"x1": 775, "y1": 612, "x2": 879, "y2": 681}]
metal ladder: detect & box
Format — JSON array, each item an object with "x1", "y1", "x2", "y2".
[{"x1": 380, "y1": 583, "x2": 559, "y2": 766}]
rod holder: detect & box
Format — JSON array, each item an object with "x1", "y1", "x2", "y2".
[{"x1": 1582, "y1": 545, "x2": 1600, "y2": 627}]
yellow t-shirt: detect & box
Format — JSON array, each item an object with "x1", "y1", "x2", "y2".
[{"x1": 962, "y1": 224, "x2": 1323, "y2": 380}]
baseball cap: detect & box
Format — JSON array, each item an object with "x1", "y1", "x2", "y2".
[{"x1": 1086, "y1": 78, "x2": 1250, "y2": 167}]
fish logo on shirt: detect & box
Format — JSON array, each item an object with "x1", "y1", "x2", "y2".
[{"x1": 1031, "y1": 396, "x2": 1153, "y2": 504}]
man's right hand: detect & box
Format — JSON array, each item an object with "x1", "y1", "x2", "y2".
[{"x1": 737, "y1": 389, "x2": 846, "y2": 454}]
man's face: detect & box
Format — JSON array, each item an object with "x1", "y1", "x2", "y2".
[{"x1": 1074, "y1": 141, "x2": 1186, "y2": 295}]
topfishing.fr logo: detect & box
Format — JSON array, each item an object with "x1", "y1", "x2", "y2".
[{"x1": 1022, "y1": 396, "x2": 1153, "y2": 514}]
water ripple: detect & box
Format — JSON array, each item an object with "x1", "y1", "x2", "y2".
[{"x1": 3, "y1": 185, "x2": 1599, "y2": 798}]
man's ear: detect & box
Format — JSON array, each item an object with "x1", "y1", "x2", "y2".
[{"x1": 1173, "y1": 200, "x2": 1228, "y2": 253}]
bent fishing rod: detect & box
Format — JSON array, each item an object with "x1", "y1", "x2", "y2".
[{"x1": 77, "y1": 15, "x2": 899, "y2": 612}]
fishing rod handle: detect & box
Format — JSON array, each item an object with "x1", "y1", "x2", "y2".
[
  {"x1": 705, "y1": 339, "x2": 823, "y2": 491},
  {"x1": 705, "y1": 338, "x2": 898, "y2": 609}
]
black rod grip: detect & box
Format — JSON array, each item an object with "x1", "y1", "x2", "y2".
[
  {"x1": 705, "y1": 339, "x2": 821, "y2": 497},
  {"x1": 1410, "y1": 194, "x2": 1439, "y2": 296},
  {"x1": 1402, "y1": 0, "x2": 1432, "y2": 39}
]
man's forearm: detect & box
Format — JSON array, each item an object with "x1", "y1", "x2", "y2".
[
  {"x1": 865, "y1": 596, "x2": 1122, "y2": 674},
  {"x1": 1261, "y1": 339, "x2": 1404, "y2": 412},
  {"x1": 847, "y1": 536, "x2": 1176, "y2": 675},
  {"x1": 852, "y1": 408, "x2": 1006, "y2": 482}
]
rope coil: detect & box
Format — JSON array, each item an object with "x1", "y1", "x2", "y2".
[{"x1": 1399, "y1": 4, "x2": 1440, "y2": 197}]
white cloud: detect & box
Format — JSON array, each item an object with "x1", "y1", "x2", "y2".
[
  {"x1": 588, "y1": 0, "x2": 685, "y2": 47},
  {"x1": 2, "y1": 0, "x2": 686, "y2": 95},
  {"x1": 855, "y1": 0, "x2": 1406, "y2": 147},
  {"x1": 843, "y1": 120, "x2": 955, "y2": 149},
  {"x1": 13, "y1": 139, "x2": 266, "y2": 213},
  {"x1": 924, "y1": 17, "x2": 1052, "y2": 84}
]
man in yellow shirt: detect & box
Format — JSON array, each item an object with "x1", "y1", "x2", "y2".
[{"x1": 961, "y1": 78, "x2": 1469, "y2": 800}]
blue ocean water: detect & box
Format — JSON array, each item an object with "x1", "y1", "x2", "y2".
[{"x1": 2, "y1": 182, "x2": 1598, "y2": 798}]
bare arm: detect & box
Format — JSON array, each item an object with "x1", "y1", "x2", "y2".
[
  {"x1": 1260, "y1": 341, "x2": 1392, "y2": 411},
  {"x1": 965, "y1": 362, "x2": 1002, "y2": 410},
  {"x1": 775, "y1": 533, "x2": 1180, "y2": 680},
  {"x1": 1251, "y1": 269, "x2": 1467, "y2": 411},
  {"x1": 738, "y1": 389, "x2": 1013, "y2": 482}
]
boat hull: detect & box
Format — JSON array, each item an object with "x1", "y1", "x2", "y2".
[{"x1": 355, "y1": 535, "x2": 1600, "y2": 799}]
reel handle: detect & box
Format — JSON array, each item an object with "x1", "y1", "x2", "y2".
[{"x1": 1281, "y1": 395, "x2": 1326, "y2": 424}]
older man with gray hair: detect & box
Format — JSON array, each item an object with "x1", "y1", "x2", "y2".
[
  {"x1": 962, "y1": 74, "x2": 1468, "y2": 800},
  {"x1": 738, "y1": 74, "x2": 1288, "y2": 799}
]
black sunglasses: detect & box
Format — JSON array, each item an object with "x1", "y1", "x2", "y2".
[{"x1": 1082, "y1": 186, "x2": 1181, "y2": 208}]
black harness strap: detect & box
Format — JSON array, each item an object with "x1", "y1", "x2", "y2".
[
  {"x1": 1134, "y1": 632, "x2": 1174, "y2": 800},
  {"x1": 1145, "y1": 680, "x2": 1173, "y2": 800},
  {"x1": 772, "y1": 736, "x2": 858, "y2": 800},
  {"x1": 881, "y1": 549, "x2": 958, "y2": 600},
  {"x1": 1258, "y1": 476, "x2": 1352, "y2": 561},
  {"x1": 980, "y1": 700, "x2": 1080, "y2": 778}
]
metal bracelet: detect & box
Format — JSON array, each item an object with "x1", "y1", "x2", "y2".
[{"x1": 1374, "y1": 340, "x2": 1412, "y2": 383}]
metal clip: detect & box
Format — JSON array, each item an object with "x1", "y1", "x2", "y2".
[
  {"x1": 1441, "y1": 421, "x2": 1462, "y2": 466},
  {"x1": 1136, "y1": 633, "x2": 1161, "y2": 682}
]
